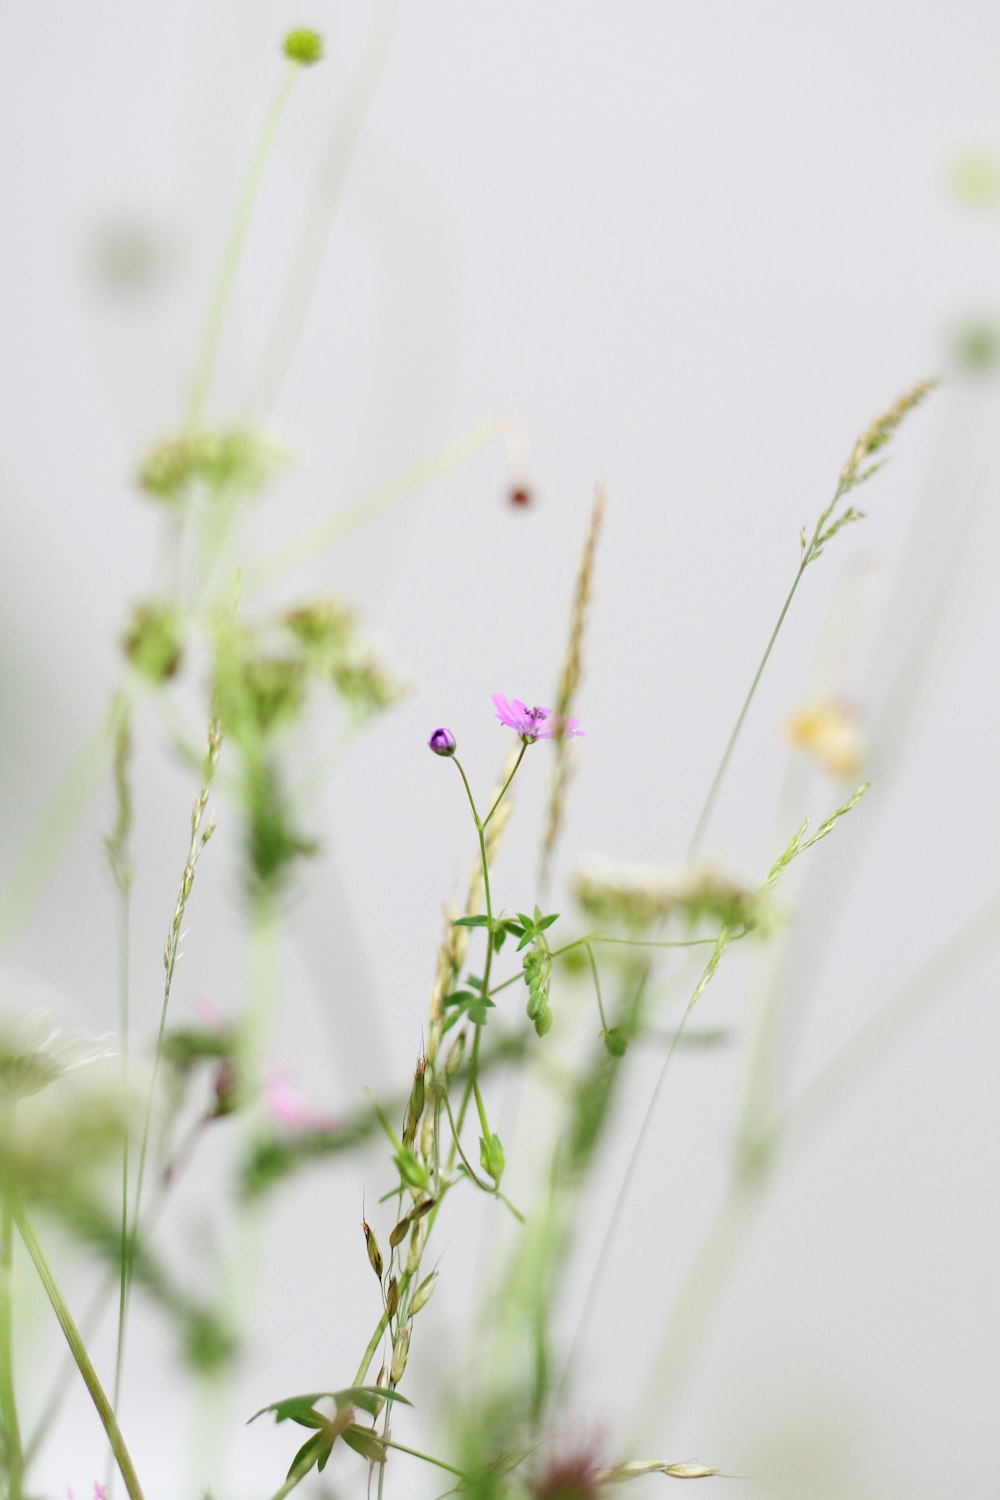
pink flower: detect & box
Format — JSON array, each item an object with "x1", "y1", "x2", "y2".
[
  {"x1": 492, "y1": 694, "x2": 584, "y2": 743},
  {"x1": 94, "y1": 1486, "x2": 108, "y2": 1500},
  {"x1": 264, "y1": 1075, "x2": 339, "y2": 1134}
]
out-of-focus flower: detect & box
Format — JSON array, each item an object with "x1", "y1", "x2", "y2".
[
  {"x1": 492, "y1": 694, "x2": 584, "y2": 743},
  {"x1": 785, "y1": 700, "x2": 864, "y2": 779},
  {"x1": 574, "y1": 855, "x2": 769, "y2": 934},
  {"x1": 0, "y1": 1006, "x2": 113, "y2": 1101},
  {"x1": 530, "y1": 1444, "x2": 604, "y2": 1499},
  {"x1": 264, "y1": 1075, "x2": 339, "y2": 1135}
]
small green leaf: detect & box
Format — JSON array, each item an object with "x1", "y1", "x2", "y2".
[
  {"x1": 453, "y1": 915, "x2": 489, "y2": 928},
  {"x1": 441, "y1": 989, "x2": 477, "y2": 1009},
  {"x1": 537, "y1": 912, "x2": 559, "y2": 931},
  {"x1": 287, "y1": 1430, "x2": 330, "y2": 1480},
  {"x1": 492, "y1": 927, "x2": 507, "y2": 953}
]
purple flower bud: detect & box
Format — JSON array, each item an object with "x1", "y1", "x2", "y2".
[{"x1": 428, "y1": 727, "x2": 456, "y2": 757}]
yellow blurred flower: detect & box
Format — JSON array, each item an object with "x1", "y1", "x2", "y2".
[{"x1": 785, "y1": 701, "x2": 864, "y2": 779}]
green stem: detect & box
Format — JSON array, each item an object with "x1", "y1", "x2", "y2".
[
  {"x1": 482, "y1": 741, "x2": 528, "y2": 829},
  {"x1": 0, "y1": 1143, "x2": 23, "y2": 1499},
  {"x1": 687, "y1": 562, "x2": 807, "y2": 859},
  {"x1": 557, "y1": 929, "x2": 732, "y2": 1399},
  {"x1": 450, "y1": 758, "x2": 491, "y2": 925},
  {"x1": 187, "y1": 63, "x2": 298, "y2": 426},
  {"x1": 583, "y1": 942, "x2": 609, "y2": 1032},
  {"x1": 109, "y1": 883, "x2": 131, "y2": 1497},
  {"x1": 14, "y1": 1209, "x2": 145, "y2": 1500},
  {"x1": 353, "y1": 1308, "x2": 390, "y2": 1388},
  {"x1": 381, "y1": 1438, "x2": 467, "y2": 1479}
]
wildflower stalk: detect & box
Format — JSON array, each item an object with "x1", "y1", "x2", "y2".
[
  {"x1": 13, "y1": 1208, "x2": 145, "y2": 1500},
  {"x1": 118, "y1": 721, "x2": 222, "y2": 1410},
  {"x1": 187, "y1": 63, "x2": 299, "y2": 426},
  {"x1": 688, "y1": 380, "x2": 934, "y2": 858},
  {"x1": 247, "y1": 0, "x2": 402, "y2": 416}
]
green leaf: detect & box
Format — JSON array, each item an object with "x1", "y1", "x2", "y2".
[
  {"x1": 441, "y1": 989, "x2": 477, "y2": 1010},
  {"x1": 465, "y1": 997, "x2": 494, "y2": 1026},
  {"x1": 453, "y1": 915, "x2": 489, "y2": 928},
  {"x1": 515, "y1": 931, "x2": 534, "y2": 952},
  {"x1": 492, "y1": 927, "x2": 507, "y2": 953},
  {"x1": 537, "y1": 912, "x2": 559, "y2": 931},
  {"x1": 249, "y1": 1387, "x2": 412, "y2": 1426},
  {"x1": 287, "y1": 1430, "x2": 330, "y2": 1480}
]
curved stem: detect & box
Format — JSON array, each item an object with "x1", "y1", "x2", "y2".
[
  {"x1": 187, "y1": 64, "x2": 298, "y2": 426},
  {"x1": 482, "y1": 741, "x2": 527, "y2": 829},
  {"x1": 14, "y1": 1208, "x2": 145, "y2": 1500},
  {"x1": 687, "y1": 564, "x2": 806, "y2": 859}
]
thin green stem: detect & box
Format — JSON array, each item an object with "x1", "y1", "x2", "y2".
[
  {"x1": 247, "y1": 0, "x2": 402, "y2": 418},
  {"x1": 450, "y1": 758, "x2": 491, "y2": 925},
  {"x1": 381, "y1": 1438, "x2": 467, "y2": 1479},
  {"x1": 583, "y1": 942, "x2": 609, "y2": 1032},
  {"x1": 557, "y1": 929, "x2": 732, "y2": 1400},
  {"x1": 14, "y1": 1208, "x2": 145, "y2": 1500},
  {"x1": 244, "y1": 419, "x2": 506, "y2": 591},
  {"x1": 482, "y1": 741, "x2": 528, "y2": 829},
  {"x1": 187, "y1": 64, "x2": 298, "y2": 426},
  {"x1": 687, "y1": 563, "x2": 807, "y2": 859},
  {"x1": 108, "y1": 886, "x2": 131, "y2": 1496},
  {"x1": 0, "y1": 1137, "x2": 23, "y2": 1500}
]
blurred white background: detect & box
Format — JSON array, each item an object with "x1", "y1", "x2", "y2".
[{"x1": 2, "y1": 3, "x2": 999, "y2": 1496}]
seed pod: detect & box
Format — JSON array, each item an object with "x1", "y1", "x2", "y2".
[
  {"x1": 479, "y1": 1132, "x2": 506, "y2": 1188},
  {"x1": 389, "y1": 1215, "x2": 411, "y2": 1250},
  {"x1": 445, "y1": 1031, "x2": 466, "y2": 1080},
  {"x1": 410, "y1": 1270, "x2": 438, "y2": 1315},
  {"x1": 385, "y1": 1276, "x2": 399, "y2": 1319},
  {"x1": 665, "y1": 1464, "x2": 720, "y2": 1479},
  {"x1": 406, "y1": 1217, "x2": 428, "y2": 1275},
  {"x1": 410, "y1": 1197, "x2": 436, "y2": 1221},
  {"x1": 534, "y1": 1006, "x2": 553, "y2": 1037},
  {"x1": 602, "y1": 1027, "x2": 628, "y2": 1058},
  {"x1": 395, "y1": 1149, "x2": 430, "y2": 1194},
  {"x1": 390, "y1": 1322, "x2": 411, "y2": 1384},
  {"x1": 372, "y1": 1361, "x2": 388, "y2": 1417},
  {"x1": 406, "y1": 1057, "x2": 426, "y2": 1131},
  {"x1": 363, "y1": 1221, "x2": 383, "y2": 1280},
  {"x1": 420, "y1": 1104, "x2": 436, "y2": 1162}
]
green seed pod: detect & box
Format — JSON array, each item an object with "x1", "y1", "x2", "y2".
[
  {"x1": 283, "y1": 28, "x2": 323, "y2": 65},
  {"x1": 406, "y1": 1218, "x2": 428, "y2": 1275},
  {"x1": 479, "y1": 1132, "x2": 506, "y2": 1188},
  {"x1": 390, "y1": 1322, "x2": 411, "y2": 1384},
  {"x1": 389, "y1": 1216, "x2": 411, "y2": 1251},
  {"x1": 396, "y1": 1149, "x2": 430, "y2": 1194},
  {"x1": 410, "y1": 1270, "x2": 438, "y2": 1315},
  {"x1": 363, "y1": 1221, "x2": 383, "y2": 1280},
  {"x1": 404, "y1": 1057, "x2": 427, "y2": 1144},
  {"x1": 534, "y1": 1006, "x2": 553, "y2": 1038},
  {"x1": 372, "y1": 1361, "x2": 388, "y2": 1418},
  {"x1": 385, "y1": 1276, "x2": 399, "y2": 1319},
  {"x1": 602, "y1": 1027, "x2": 628, "y2": 1058}
]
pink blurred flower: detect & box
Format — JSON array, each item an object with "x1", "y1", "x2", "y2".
[
  {"x1": 492, "y1": 694, "x2": 584, "y2": 743},
  {"x1": 264, "y1": 1075, "x2": 339, "y2": 1134}
]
